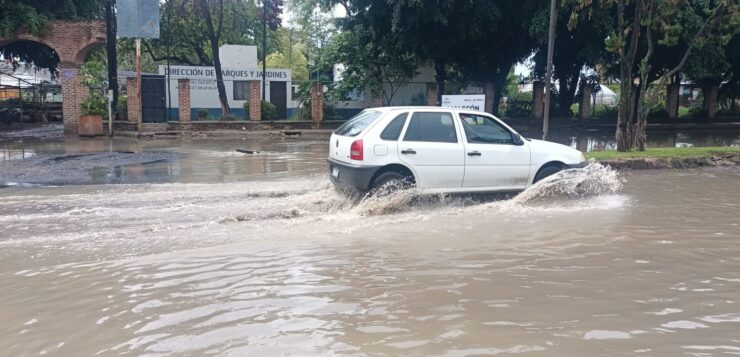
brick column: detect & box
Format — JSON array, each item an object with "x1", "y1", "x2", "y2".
[
  {"x1": 310, "y1": 81, "x2": 324, "y2": 122},
  {"x1": 126, "y1": 77, "x2": 141, "y2": 124},
  {"x1": 666, "y1": 83, "x2": 680, "y2": 119},
  {"x1": 532, "y1": 81, "x2": 544, "y2": 120},
  {"x1": 483, "y1": 82, "x2": 495, "y2": 114},
  {"x1": 426, "y1": 83, "x2": 438, "y2": 106},
  {"x1": 60, "y1": 67, "x2": 88, "y2": 135},
  {"x1": 579, "y1": 83, "x2": 592, "y2": 120},
  {"x1": 248, "y1": 80, "x2": 261, "y2": 121},
  {"x1": 178, "y1": 79, "x2": 191, "y2": 123},
  {"x1": 371, "y1": 92, "x2": 383, "y2": 107}
]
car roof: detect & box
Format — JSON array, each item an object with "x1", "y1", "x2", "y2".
[{"x1": 367, "y1": 106, "x2": 492, "y2": 116}]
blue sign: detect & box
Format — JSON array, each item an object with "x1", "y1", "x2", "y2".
[{"x1": 117, "y1": 0, "x2": 160, "y2": 39}]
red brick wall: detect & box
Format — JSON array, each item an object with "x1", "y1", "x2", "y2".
[
  {"x1": 178, "y1": 79, "x2": 191, "y2": 123},
  {"x1": 426, "y1": 83, "x2": 438, "y2": 106},
  {"x1": 1, "y1": 21, "x2": 106, "y2": 135},
  {"x1": 371, "y1": 93, "x2": 383, "y2": 107},
  {"x1": 311, "y1": 81, "x2": 324, "y2": 122},
  {"x1": 126, "y1": 78, "x2": 141, "y2": 124},
  {"x1": 59, "y1": 68, "x2": 88, "y2": 135},
  {"x1": 248, "y1": 80, "x2": 261, "y2": 121}
]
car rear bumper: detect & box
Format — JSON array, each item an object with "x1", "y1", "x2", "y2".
[{"x1": 327, "y1": 158, "x2": 381, "y2": 193}]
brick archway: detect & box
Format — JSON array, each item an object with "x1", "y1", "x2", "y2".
[{"x1": 0, "y1": 21, "x2": 106, "y2": 134}]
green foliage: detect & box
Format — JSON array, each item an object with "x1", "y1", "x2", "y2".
[
  {"x1": 504, "y1": 92, "x2": 532, "y2": 118},
  {"x1": 0, "y1": 0, "x2": 102, "y2": 37},
  {"x1": 116, "y1": 95, "x2": 127, "y2": 114},
  {"x1": 593, "y1": 104, "x2": 619, "y2": 118},
  {"x1": 80, "y1": 94, "x2": 107, "y2": 116},
  {"x1": 196, "y1": 109, "x2": 209, "y2": 119},
  {"x1": 243, "y1": 100, "x2": 278, "y2": 121},
  {"x1": 585, "y1": 146, "x2": 740, "y2": 160},
  {"x1": 265, "y1": 28, "x2": 309, "y2": 81},
  {"x1": 410, "y1": 92, "x2": 426, "y2": 106},
  {"x1": 78, "y1": 55, "x2": 108, "y2": 117},
  {"x1": 261, "y1": 101, "x2": 278, "y2": 120}
]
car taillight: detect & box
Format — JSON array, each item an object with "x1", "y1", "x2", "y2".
[{"x1": 350, "y1": 140, "x2": 363, "y2": 161}]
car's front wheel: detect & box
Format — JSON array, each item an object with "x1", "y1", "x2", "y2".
[
  {"x1": 533, "y1": 164, "x2": 565, "y2": 184},
  {"x1": 371, "y1": 172, "x2": 413, "y2": 196}
]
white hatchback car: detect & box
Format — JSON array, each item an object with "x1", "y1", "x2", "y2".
[{"x1": 328, "y1": 106, "x2": 586, "y2": 194}]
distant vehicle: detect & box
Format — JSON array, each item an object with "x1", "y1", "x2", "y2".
[{"x1": 328, "y1": 107, "x2": 586, "y2": 195}]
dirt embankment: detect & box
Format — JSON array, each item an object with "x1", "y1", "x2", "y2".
[{"x1": 599, "y1": 154, "x2": 740, "y2": 170}]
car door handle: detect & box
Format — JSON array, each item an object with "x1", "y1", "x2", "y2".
[
  {"x1": 401, "y1": 149, "x2": 416, "y2": 155},
  {"x1": 467, "y1": 151, "x2": 482, "y2": 156}
]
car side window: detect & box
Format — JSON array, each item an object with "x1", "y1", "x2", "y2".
[
  {"x1": 460, "y1": 114, "x2": 513, "y2": 144},
  {"x1": 380, "y1": 113, "x2": 408, "y2": 141},
  {"x1": 403, "y1": 112, "x2": 457, "y2": 143}
]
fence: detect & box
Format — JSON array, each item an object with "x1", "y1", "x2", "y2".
[
  {"x1": 115, "y1": 74, "x2": 452, "y2": 124},
  {"x1": 0, "y1": 71, "x2": 63, "y2": 127}
]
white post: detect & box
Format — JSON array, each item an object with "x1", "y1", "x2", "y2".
[{"x1": 108, "y1": 89, "x2": 114, "y2": 137}]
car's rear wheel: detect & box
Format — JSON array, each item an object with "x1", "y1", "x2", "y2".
[
  {"x1": 371, "y1": 172, "x2": 413, "y2": 196},
  {"x1": 533, "y1": 164, "x2": 565, "y2": 184}
]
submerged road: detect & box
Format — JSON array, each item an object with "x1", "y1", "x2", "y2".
[{"x1": 1, "y1": 135, "x2": 739, "y2": 356}]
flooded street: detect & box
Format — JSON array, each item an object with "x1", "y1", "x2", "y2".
[{"x1": 1, "y1": 135, "x2": 740, "y2": 356}]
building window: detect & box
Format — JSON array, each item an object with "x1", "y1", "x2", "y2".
[{"x1": 234, "y1": 81, "x2": 248, "y2": 100}]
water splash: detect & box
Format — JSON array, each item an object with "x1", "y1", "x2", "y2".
[{"x1": 510, "y1": 162, "x2": 623, "y2": 205}]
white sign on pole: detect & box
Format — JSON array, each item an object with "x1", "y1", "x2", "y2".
[{"x1": 441, "y1": 95, "x2": 486, "y2": 111}]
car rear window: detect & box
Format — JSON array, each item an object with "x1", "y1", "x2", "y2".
[
  {"x1": 380, "y1": 113, "x2": 408, "y2": 141},
  {"x1": 334, "y1": 110, "x2": 382, "y2": 137}
]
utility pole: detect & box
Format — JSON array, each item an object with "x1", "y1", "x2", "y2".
[
  {"x1": 262, "y1": 0, "x2": 267, "y2": 103},
  {"x1": 543, "y1": 0, "x2": 557, "y2": 141}
]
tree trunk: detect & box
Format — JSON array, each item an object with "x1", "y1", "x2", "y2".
[
  {"x1": 201, "y1": 0, "x2": 230, "y2": 115},
  {"x1": 105, "y1": 0, "x2": 118, "y2": 117},
  {"x1": 490, "y1": 63, "x2": 513, "y2": 116},
  {"x1": 434, "y1": 61, "x2": 446, "y2": 106}
]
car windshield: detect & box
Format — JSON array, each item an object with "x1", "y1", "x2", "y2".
[{"x1": 334, "y1": 110, "x2": 382, "y2": 137}]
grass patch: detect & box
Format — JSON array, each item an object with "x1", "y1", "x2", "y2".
[{"x1": 585, "y1": 146, "x2": 740, "y2": 160}]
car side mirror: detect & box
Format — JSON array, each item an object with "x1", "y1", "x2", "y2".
[{"x1": 512, "y1": 133, "x2": 525, "y2": 146}]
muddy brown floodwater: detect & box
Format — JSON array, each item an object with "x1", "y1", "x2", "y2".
[{"x1": 1, "y1": 136, "x2": 740, "y2": 356}]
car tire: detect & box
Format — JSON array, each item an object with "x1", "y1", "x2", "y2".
[
  {"x1": 371, "y1": 172, "x2": 413, "y2": 196},
  {"x1": 533, "y1": 164, "x2": 564, "y2": 184}
]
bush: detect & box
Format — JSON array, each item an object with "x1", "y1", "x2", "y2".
[
  {"x1": 504, "y1": 91, "x2": 532, "y2": 118},
  {"x1": 117, "y1": 95, "x2": 127, "y2": 113},
  {"x1": 80, "y1": 94, "x2": 107, "y2": 116},
  {"x1": 196, "y1": 109, "x2": 209, "y2": 120},
  {"x1": 593, "y1": 104, "x2": 618, "y2": 118},
  {"x1": 243, "y1": 100, "x2": 278, "y2": 121},
  {"x1": 688, "y1": 104, "x2": 707, "y2": 118}
]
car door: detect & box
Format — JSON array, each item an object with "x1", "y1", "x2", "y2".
[
  {"x1": 458, "y1": 113, "x2": 531, "y2": 189},
  {"x1": 397, "y1": 111, "x2": 465, "y2": 189}
]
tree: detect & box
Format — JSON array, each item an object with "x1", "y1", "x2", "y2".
[
  {"x1": 264, "y1": 28, "x2": 309, "y2": 81},
  {"x1": 143, "y1": 0, "x2": 281, "y2": 116},
  {"x1": 569, "y1": 0, "x2": 739, "y2": 151},
  {"x1": 531, "y1": 0, "x2": 612, "y2": 117},
  {"x1": 470, "y1": 0, "x2": 542, "y2": 116}
]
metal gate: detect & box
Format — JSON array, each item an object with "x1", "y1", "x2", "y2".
[
  {"x1": 269, "y1": 82, "x2": 287, "y2": 120},
  {"x1": 141, "y1": 75, "x2": 166, "y2": 123}
]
